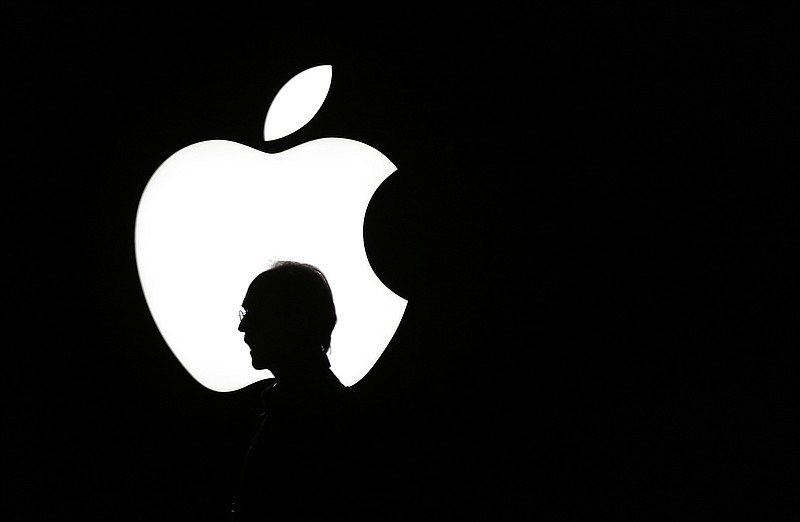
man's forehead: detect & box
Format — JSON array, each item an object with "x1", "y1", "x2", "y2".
[{"x1": 242, "y1": 286, "x2": 281, "y2": 310}]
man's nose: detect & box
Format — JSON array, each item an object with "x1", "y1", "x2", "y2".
[{"x1": 238, "y1": 316, "x2": 247, "y2": 332}]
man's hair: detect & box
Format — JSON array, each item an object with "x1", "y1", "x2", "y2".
[{"x1": 248, "y1": 261, "x2": 337, "y2": 352}]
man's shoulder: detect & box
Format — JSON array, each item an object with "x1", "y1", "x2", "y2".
[
  {"x1": 314, "y1": 378, "x2": 362, "y2": 417},
  {"x1": 273, "y1": 373, "x2": 358, "y2": 412}
]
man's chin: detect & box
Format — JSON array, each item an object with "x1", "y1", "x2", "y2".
[
  {"x1": 249, "y1": 351, "x2": 267, "y2": 370},
  {"x1": 250, "y1": 359, "x2": 269, "y2": 371}
]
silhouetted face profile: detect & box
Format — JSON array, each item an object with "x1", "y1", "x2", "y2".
[{"x1": 238, "y1": 261, "x2": 337, "y2": 375}]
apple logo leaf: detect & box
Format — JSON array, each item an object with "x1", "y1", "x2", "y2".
[{"x1": 263, "y1": 64, "x2": 333, "y2": 141}]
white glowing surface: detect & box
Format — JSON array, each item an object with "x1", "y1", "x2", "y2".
[
  {"x1": 135, "y1": 138, "x2": 406, "y2": 391},
  {"x1": 135, "y1": 65, "x2": 406, "y2": 392}
]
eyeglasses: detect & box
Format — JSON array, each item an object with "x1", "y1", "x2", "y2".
[{"x1": 238, "y1": 309, "x2": 246, "y2": 322}]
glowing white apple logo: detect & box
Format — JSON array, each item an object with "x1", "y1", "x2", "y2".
[{"x1": 135, "y1": 65, "x2": 407, "y2": 391}]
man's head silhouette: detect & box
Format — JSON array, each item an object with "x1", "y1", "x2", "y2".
[{"x1": 238, "y1": 261, "x2": 337, "y2": 374}]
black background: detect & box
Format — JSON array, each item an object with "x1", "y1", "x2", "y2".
[{"x1": 7, "y1": 4, "x2": 798, "y2": 520}]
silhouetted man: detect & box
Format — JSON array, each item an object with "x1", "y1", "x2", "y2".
[{"x1": 229, "y1": 261, "x2": 366, "y2": 521}]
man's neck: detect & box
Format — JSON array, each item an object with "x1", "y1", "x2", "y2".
[{"x1": 271, "y1": 351, "x2": 331, "y2": 381}]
